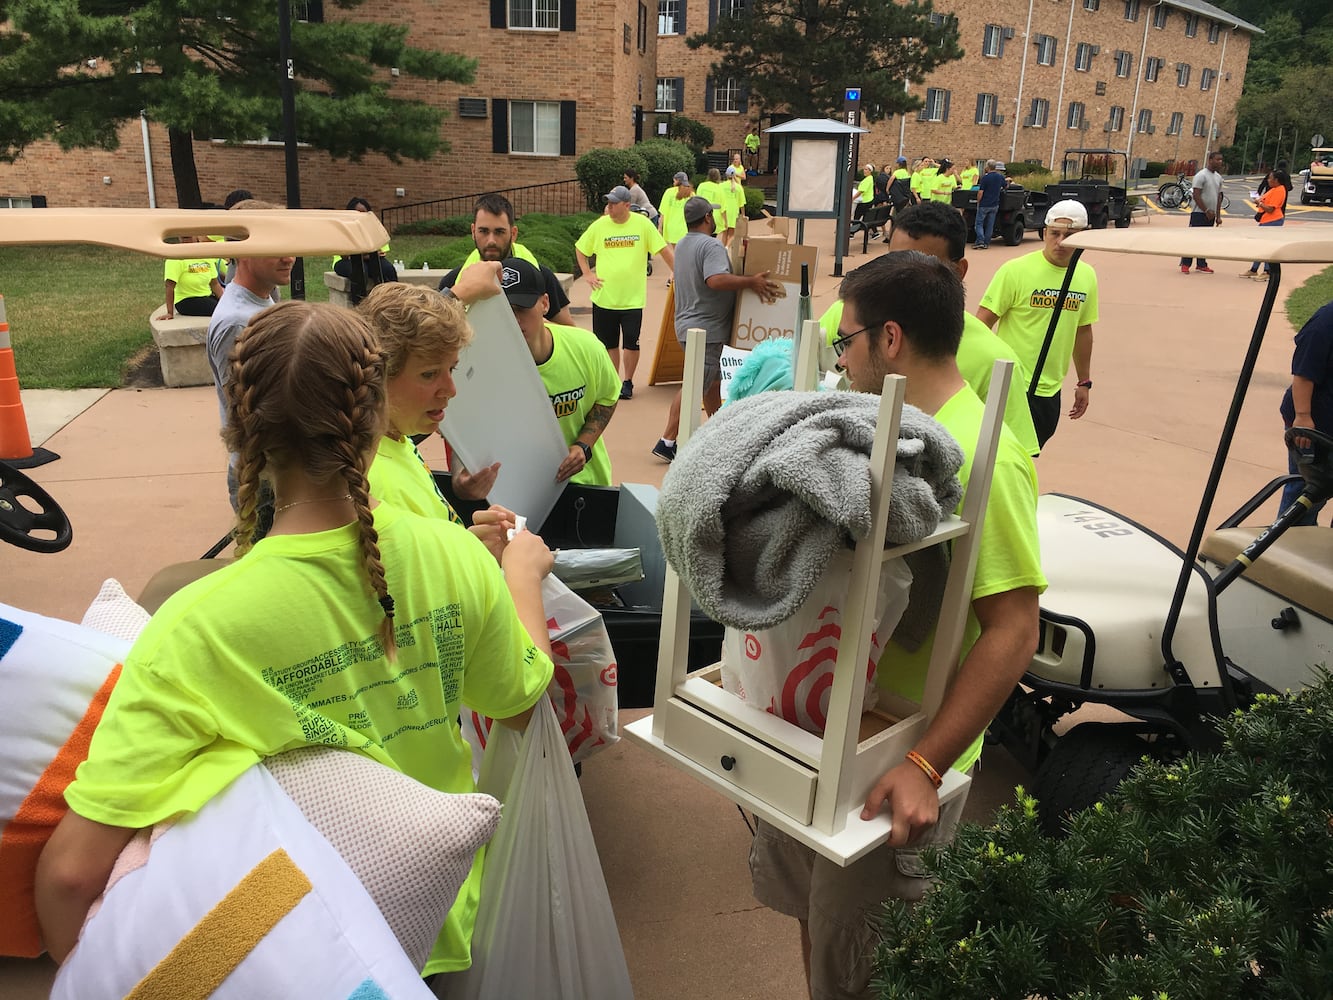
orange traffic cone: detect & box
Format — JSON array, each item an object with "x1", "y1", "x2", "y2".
[{"x1": 0, "y1": 295, "x2": 59, "y2": 468}]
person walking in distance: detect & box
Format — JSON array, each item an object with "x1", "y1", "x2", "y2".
[{"x1": 1180, "y1": 150, "x2": 1225, "y2": 274}]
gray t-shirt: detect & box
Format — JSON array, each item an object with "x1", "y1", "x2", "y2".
[
  {"x1": 207, "y1": 282, "x2": 275, "y2": 428},
  {"x1": 1191, "y1": 167, "x2": 1224, "y2": 212},
  {"x1": 673, "y1": 231, "x2": 736, "y2": 345}
]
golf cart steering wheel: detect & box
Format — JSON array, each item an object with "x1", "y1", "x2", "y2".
[
  {"x1": 1284, "y1": 426, "x2": 1333, "y2": 502},
  {"x1": 0, "y1": 460, "x2": 73, "y2": 553}
]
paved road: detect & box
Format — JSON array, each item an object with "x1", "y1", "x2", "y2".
[{"x1": 1136, "y1": 174, "x2": 1333, "y2": 223}]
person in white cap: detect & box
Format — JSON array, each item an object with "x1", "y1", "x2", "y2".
[
  {"x1": 976, "y1": 198, "x2": 1099, "y2": 449},
  {"x1": 574, "y1": 184, "x2": 675, "y2": 400}
]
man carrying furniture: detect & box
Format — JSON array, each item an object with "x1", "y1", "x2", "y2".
[{"x1": 750, "y1": 250, "x2": 1044, "y2": 1000}]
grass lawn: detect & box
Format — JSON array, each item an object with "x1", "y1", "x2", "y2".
[
  {"x1": 1, "y1": 237, "x2": 443, "y2": 389},
  {"x1": 1286, "y1": 263, "x2": 1333, "y2": 333}
]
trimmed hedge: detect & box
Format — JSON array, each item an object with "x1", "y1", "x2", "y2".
[
  {"x1": 632, "y1": 138, "x2": 697, "y2": 205},
  {"x1": 393, "y1": 214, "x2": 473, "y2": 237},
  {"x1": 575, "y1": 147, "x2": 648, "y2": 212}
]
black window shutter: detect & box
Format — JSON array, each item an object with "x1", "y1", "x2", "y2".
[
  {"x1": 560, "y1": 101, "x2": 577, "y2": 156},
  {"x1": 942, "y1": 91, "x2": 951, "y2": 123},
  {"x1": 490, "y1": 0, "x2": 506, "y2": 28},
  {"x1": 738, "y1": 84, "x2": 749, "y2": 114},
  {"x1": 708, "y1": 0, "x2": 716, "y2": 30},
  {"x1": 679, "y1": 0, "x2": 687, "y2": 33},
  {"x1": 975, "y1": 93, "x2": 984, "y2": 123},
  {"x1": 492, "y1": 99, "x2": 509, "y2": 153},
  {"x1": 705, "y1": 77, "x2": 714, "y2": 113},
  {"x1": 674, "y1": 77, "x2": 685, "y2": 111},
  {"x1": 560, "y1": 0, "x2": 576, "y2": 31}
]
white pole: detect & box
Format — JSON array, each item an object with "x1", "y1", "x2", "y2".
[{"x1": 139, "y1": 112, "x2": 157, "y2": 209}]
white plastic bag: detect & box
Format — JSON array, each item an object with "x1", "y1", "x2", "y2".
[
  {"x1": 464, "y1": 576, "x2": 619, "y2": 770},
  {"x1": 720, "y1": 551, "x2": 913, "y2": 734},
  {"x1": 445, "y1": 697, "x2": 635, "y2": 1000}
]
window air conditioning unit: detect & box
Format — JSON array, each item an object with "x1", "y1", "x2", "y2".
[
  {"x1": 994, "y1": 114, "x2": 1005, "y2": 125},
  {"x1": 1091, "y1": 45, "x2": 1100, "y2": 54},
  {"x1": 1023, "y1": 116, "x2": 1036, "y2": 127},
  {"x1": 1104, "y1": 122, "x2": 1114, "y2": 131},
  {"x1": 1003, "y1": 26, "x2": 1015, "y2": 38},
  {"x1": 1147, "y1": 124, "x2": 1156, "y2": 133}
]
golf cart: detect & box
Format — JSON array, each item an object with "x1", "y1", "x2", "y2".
[
  {"x1": 1036, "y1": 147, "x2": 1133, "y2": 234},
  {"x1": 1300, "y1": 147, "x2": 1333, "y2": 205},
  {"x1": 951, "y1": 184, "x2": 1036, "y2": 246},
  {"x1": 992, "y1": 227, "x2": 1333, "y2": 831}
]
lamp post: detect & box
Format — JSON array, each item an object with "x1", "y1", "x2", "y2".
[{"x1": 278, "y1": 0, "x2": 306, "y2": 299}]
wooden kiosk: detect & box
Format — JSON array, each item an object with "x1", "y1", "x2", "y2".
[{"x1": 624, "y1": 322, "x2": 1011, "y2": 865}]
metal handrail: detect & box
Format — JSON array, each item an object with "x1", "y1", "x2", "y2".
[{"x1": 379, "y1": 178, "x2": 587, "y2": 233}]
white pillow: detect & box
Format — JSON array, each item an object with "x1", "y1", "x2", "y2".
[
  {"x1": 52, "y1": 765, "x2": 443, "y2": 999},
  {"x1": 265, "y1": 748, "x2": 501, "y2": 970},
  {"x1": 0, "y1": 602, "x2": 129, "y2": 958},
  {"x1": 78, "y1": 578, "x2": 151, "y2": 644}
]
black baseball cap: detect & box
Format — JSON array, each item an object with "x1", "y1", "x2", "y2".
[{"x1": 499, "y1": 258, "x2": 544, "y2": 308}]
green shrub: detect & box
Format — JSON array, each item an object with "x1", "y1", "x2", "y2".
[
  {"x1": 575, "y1": 148, "x2": 648, "y2": 211},
  {"x1": 516, "y1": 233, "x2": 577, "y2": 274},
  {"x1": 1004, "y1": 161, "x2": 1047, "y2": 177},
  {"x1": 1144, "y1": 160, "x2": 1168, "y2": 178},
  {"x1": 743, "y1": 185, "x2": 766, "y2": 219},
  {"x1": 665, "y1": 114, "x2": 714, "y2": 152},
  {"x1": 406, "y1": 237, "x2": 473, "y2": 271},
  {"x1": 392, "y1": 214, "x2": 473, "y2": 237},
  {"x1": 519, "y1": 211, "x2": 599, "y2": 245},
  {"x1": 632, "y1": 138, "x2": 697, "y2": 205},
  {"x1": 874, "y1": 673, "x2": 1333, "y2": 999}
]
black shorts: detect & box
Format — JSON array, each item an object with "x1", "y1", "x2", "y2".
[{"x1": 591, "y1": 305, "x2": 644, "y2": 352}]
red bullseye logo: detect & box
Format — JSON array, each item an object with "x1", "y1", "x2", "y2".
[
  {"x1": 744, "y1": 634, "x2": 762, "y2": 660},
  {"x1": 600, "y1": 663, "x2": 618, "y2": 686}
]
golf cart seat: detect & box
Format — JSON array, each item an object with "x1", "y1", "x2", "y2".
[
  {"x1": 1200, "y1": 526, "x2": 1333, "y2": 621},
  {"x1": 1028, "y1": 493, "x2": 1221, "y2": 693}
]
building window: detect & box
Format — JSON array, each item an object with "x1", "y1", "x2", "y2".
[
  {"x1": 1083, "y1": 0, "x2": 1099, "y2": 9},
  {"x1": 1144, "y1": 56, "x2": 1162, "y2": 83},
  {"x1": 1067, "y1": 101, "x2": 1086, "y2": 130},
  {"x1": 1184, "y1": 13, "x2": 1198, "y2": 37},
  {"x1": 0, "y1": 196, "x2": 35, "y2": 208},
  {"x1": 983, "y1": 24, "x2": 1004, "y2": 58},
  {"x1": 1193, "y1": 114, "x2": 1207, "y2": 137},
  {"x1": 1114, "y1": 50, "x2": 1131, "y2": 77},
  {"x1": 1208, "y1": 20, "x2": 1220, "y2": 43},
  {"x1": 1166, "y1": 111, "x2": 1183, "y2": 135},
  {"x1": 637, "y1": 3, "x2": 648, "y2": 51},
  {"x1": 658, "y1": 0, "x2": 680, "y2": 34},
  {"x1": 919, "y1": 87, "x2": 950, "y2": 122},
  {"x1": 1152, "y1": 4, "x2": 1167, "y2": 28},
  {"x1": 1026, "y1": 97, "x2": 1050, "y2": 128},
  {"x1": 1096, "y1": 80, "x2": 1107, "y2": 95},
  {"x1": 718, "y1": 0, "x2": 745, "y2": 17},
  {"x1": 1176, "y1": 63, "x2": 1190, "y2": 87},
  {"x1": 624, "y1": 23, "x2": 631, "y2": 52},
  {"x1": 975, "y1": 92, "x2": 999, "y2": 125},
  {"x1": 1136, "y1": 108, "x2": 1154, "y2": 134},
  {"x1": 1124, "y1": 0, "x2": 1139, "y2": 22},
  {"x1": 1034, "y1": 34, "x2": 1057, "y2": 66},
  {"x1": 1074, "y1": 42, "x2": 1095, "y2": 72},
  {"x1": 509, "y1": 0, "x2": 559, "y2": 29},
  {"x1": 294, "y1": 0, "x2": 324, "y2": 23},
  {"x1": 655, "y1": 77, "x2": 681, "y2": 111},
  {"x1": 1201, "y1": 67, "x2": 1216, "y2": 91},
  {"x1": 712, "y1": 77, "x2": 741, "y2": 113},
  {"x1": 1107, "y1": 105, "x2": 1124, "y2": 132},
  {"x1": 511, "y1": 100, "x2": 562, "y2": 154}
]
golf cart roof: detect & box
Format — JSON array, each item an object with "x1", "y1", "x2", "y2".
[
  {"x1": 0, "y1": 208, "x2": 389, "y2": 258},
  {"x1": 1066, "y1": 227, "x2": 1333, "y2": 263}
]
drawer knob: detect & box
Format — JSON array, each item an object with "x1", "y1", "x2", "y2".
[{"x1": 720, "y1": 754, "x2": 736, "y2": 771}]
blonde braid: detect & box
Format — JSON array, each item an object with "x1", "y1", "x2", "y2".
[{"x1": 225, "y1": 324, "x2": 270, "y2": 556}]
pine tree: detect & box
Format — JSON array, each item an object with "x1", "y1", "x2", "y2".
[
  {"x1": 686, "y1": 0, "x2": 964, "y2": 124},
  {"x1": 0, "y1": 0, "x2": 475, "y2": 206}
]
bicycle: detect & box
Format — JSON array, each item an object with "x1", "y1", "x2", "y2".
[{"x1": 1156, "y1": 173, "x2": 1230, "y2": 211}]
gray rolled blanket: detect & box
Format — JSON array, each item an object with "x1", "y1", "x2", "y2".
[{"x1": 657, "y1": 390, "x2": 963, "y2": 630}]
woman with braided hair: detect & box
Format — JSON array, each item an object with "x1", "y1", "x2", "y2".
[{"x1": 35, "y1": 301, "x2": 555, "y2": 976}]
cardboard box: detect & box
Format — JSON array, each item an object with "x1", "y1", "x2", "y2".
[{"x1": 730, "y1": 239, "x2": 820, "y2": 350}]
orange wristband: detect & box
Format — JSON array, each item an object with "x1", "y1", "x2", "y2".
[{"x1": 905, "y1": 750, "x2": 943, "y2": 789}]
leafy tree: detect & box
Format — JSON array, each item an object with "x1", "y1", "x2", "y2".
[
  {"x1": 0, "y1": 0, "x2": 475, "y2": 206},
  {"x1": 686, "y1": 0, "x2": 962, "y2": 124}
]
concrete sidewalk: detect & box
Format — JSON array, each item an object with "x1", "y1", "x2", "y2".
[{"x1": 0, "y1": 212, "x2": 1317, "y2": 998}]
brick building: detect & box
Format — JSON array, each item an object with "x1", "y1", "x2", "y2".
[
  {"x1": 659, "y1": 0, "x2": 1259, "y2": 176},
  {"x1": 0, "y1": 0, "x2": 1256, "y2": 210}
]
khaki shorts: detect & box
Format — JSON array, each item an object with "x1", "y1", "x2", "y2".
[{"x1": 748, "y1": 781, "x2": 971, "y2": 1000}]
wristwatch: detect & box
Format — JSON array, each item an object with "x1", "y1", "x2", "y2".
[
  {"x1": 1076, "y1": 379, "x2": 1093, "y2": 389},
  {"x1": 574, "y1": 441, "x2": 592, "y2": 461}
]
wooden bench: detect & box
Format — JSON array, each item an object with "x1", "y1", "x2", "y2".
[{"x1": 147, "y1": 311, "x2": 213, "y2": 388}]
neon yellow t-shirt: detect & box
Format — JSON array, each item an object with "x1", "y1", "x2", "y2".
[
  {"x1": 959, "y1": 312, "x2": 1041, "y2": 457},
  {"x1": 960, "y1": 166, "x2": 980, "y2": 190},
  {"x1": 874, "y1": 386, "x2": 1045, "y2": 773},
  {"x1": 724, "y1": 178, "x2": 745, "y2": 227},
  {"x1": 460, "y1": 242, "x2": 539, "y2": 272},
  {"x1": 65, "y1": 504, "x2": 554, "y2": 974},
  {"x1": 694, "y1": 180, "x2": 729, "y2": 230},
  {"x1": 574, "y1": 212, "x2": 666, "y2": 310},
  {"x1": 978, "y1": 251, "x2": 1100, "y2": 397},
  {"x1": 857, "y1": 173, "x2": 875, "y2": 204},
  {"x1": 932, "y1": 173, "x2": 959, "y2": 204},
  {"x1": 913, "y1": 166, "x2": 938, "y2": 198},
  {"x1": 164, "y1": 258, "x2": 219, "y2": 302},
  {"x1": 540, "y1": 323, "x2": 622, "y2": 485},
  {"x1": 659, "y1": 188, "x2": 690, "y2": 243},
  {"x1": 745, "y1": 132, "x2": 760, "y2": 153},
  {"x1": 369, "y1": 434, "x2": 464, "y2": 524}
]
